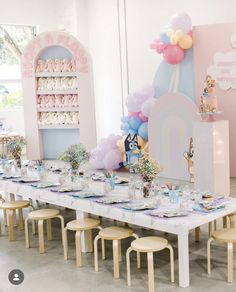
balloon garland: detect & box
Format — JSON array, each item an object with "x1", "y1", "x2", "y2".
[{"x1": 150, "y1": 12, "x2": 193, "y2": 64}]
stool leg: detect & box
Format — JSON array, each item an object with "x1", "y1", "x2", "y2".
[
  {"x1": 38, "y1": 219, "x2": 45, "y2": 254},
  {"x1": 195, "y1": 227, "x2": 200, "y2": 242},
  {"x1": 94, "y1": 235, "x2": 100, "y2": 272},
  {"x1": 223, "y1": 216, "x2": 227, "y2": 228},
  {"x1": 229, "y1": 215, "x2": 235, "y2": 228},
  {"x1": 113, "y1": 239, "x2": 120, "y2": 279},
  {"x1": 75, "y1": 231, "x2": 82, "y2": 267},
  {"x1": 118, "y1": 240, "x2": 122, "y2": 262},
  {"x1": 214, "y1": 220, "x2": 217, "y2": 230},
  {"x1": 18, "y1": 208, "x2": 24, "y2": 230},
  {"x1": 147, "y1": 252, "x2": 155, "y2": 292},
  {"x1": 208, "y1": 222, "x2": 213, "y2": 237},
  {"x1": 126, "y1": 246, "x2": 133, "y2": 286},
  {"x1": 207, "y1": 237, "x2": 213, "y2": 274},
  {"x1": 102, "y1": 239, "x2": 105, "y2": 260},
  {"x1": 3, "y1": 209, "x2": 7, "y2": 226},
  {"x1": 227, "y1": 242, "x2": 234, "y2": 283},
  {"x1": 132, "y1": 233, "x2": 141, "y2": 269},
  {"x1": 46, "y1": 219, "x2": 52, "y2": 241},
  {"x1": 32, "y1": 220, "x2": 36, "y2": 235},
  {"x1": 8, "y1": 210, "x2": 14, "y2": 241},
  {"x1": 64, "y1": 228, "x2": 68, "y2": 260},
  {"x1": 25, "y1": 217, "x2": 30, "y2": 248},
  {"x1": 167, "y1": 244, "x2": 175, "y2": 283},
  {"x1": 97, "y1": 226, "x2": 105, "y2": 259},
  {"x1": 57, "y1": 215, "x2": 65, "y2": 245}
]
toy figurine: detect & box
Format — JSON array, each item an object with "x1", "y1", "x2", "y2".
[
  {"x1": 183, "y1": 137, "x2": 194, "y2": 182},
  {"x1": 119, "y1": 133, "x2": 142, "y2": 173}
]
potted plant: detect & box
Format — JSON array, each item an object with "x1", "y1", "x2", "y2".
[
  {"x1": 138, "y1": 158, "x2": 161, "y2": 198},
  {"x1": 59, "y1": 144, "x2": 90, "y2": 175},
  {"x1": 7, "y1": 136, "x2": 26, "y2": 168}
]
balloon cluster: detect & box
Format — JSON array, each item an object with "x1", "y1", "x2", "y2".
[
  {"x1": 90, "y1": 86, "x2": 155, "y2": 170},
  {"x1": 120, "y1": 86, "x2": 156, "y2": 141},
  {"x1": 90, "y1": 134, "x2": 122, "y2": 170},
  {"x1": 150, "y1": 12, "x2": 193, "y2": 64}
]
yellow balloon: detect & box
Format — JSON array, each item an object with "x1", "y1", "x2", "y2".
[
  {"x1": 175, "y1": 29, "x2": 184, "y2": 39},
  {"x1": 178, "y1": 34, "x2": 193, "y2": 49},
  {"x1": 170, "y1": 35, "x2": 178, "y2": 45},
  {"x1": 166, "y1": 29, "x2": 174, "y2": 37}
]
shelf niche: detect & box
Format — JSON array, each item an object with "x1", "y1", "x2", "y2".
[{"x1": 21, "y1": 31, "x2": 97, "y2": 160}]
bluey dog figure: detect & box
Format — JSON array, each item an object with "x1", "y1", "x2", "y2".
[{"x1": 119, "y1": 133, "x2": 142, "y2": 172}]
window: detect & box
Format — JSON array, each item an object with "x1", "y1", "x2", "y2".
[{"x1": 0, "y1": 24, "x2": 36, "y2": 109}]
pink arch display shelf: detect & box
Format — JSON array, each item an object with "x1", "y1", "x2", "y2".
[{"x1": 21, "y1": 31, "x2": 97, "y2": 160}]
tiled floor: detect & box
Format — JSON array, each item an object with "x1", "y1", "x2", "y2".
[{"x1": 0, "y1": 177, "x2": 236, "y2": 292}]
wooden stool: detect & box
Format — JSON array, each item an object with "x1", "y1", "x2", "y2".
[
  {"x1": 126, "y1": 236, "x2": 174, "y2": 292},
  {"x1": 94, "y1": 226, "x2": 140, "y2": 279},
  {"x1": 0, "y1": 200, "x2": 32, "y2": 241},
  {"x1": 25, "y1": 208, "x2": 64, "y2": 254},
  {"x1": 227, "y1": 213, "x2": 236, "y2": 228},
  {"x1": 64, "y1": 218, "x2": 102, "y2": 267},
  {"x1": 207, "y1": 228, "x2": 236, "y2": 282}
]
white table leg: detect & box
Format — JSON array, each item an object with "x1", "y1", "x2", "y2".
[
  {"x1": 178, "y1": 233, "x2": 190, "y2": 288},
  {"x1": 76, "y1": 211, "x2": 93, "y2": 253}
]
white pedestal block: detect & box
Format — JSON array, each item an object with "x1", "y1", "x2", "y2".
[{"x1": 193, "y1": 120, "x2": 230, "y2": 196}]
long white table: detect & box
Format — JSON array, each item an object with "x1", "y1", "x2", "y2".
[{"x1": 1, "y1": 178, "x2": 236, "y2": 288}]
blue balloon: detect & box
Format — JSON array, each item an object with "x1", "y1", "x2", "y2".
[
  {"x1": 121, "y1": 116, "x2": 129, "y2": 123},
  {"x1": 159, "y1": 31, "x2": 170, "y2": 45},
  {"x1": 138, "y1": 122, "x2": 148, "y2": 140},
  {"x1": 129, "y1": 116, "x2": 142, "y2": 130},
  {"x1": 120, "y1": 122, "x2": 130, "y2": 131},
  {"x1": 122, "y1": 129, "x2": 137, "y2": 137}
]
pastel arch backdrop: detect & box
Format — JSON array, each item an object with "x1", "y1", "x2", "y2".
[{"x1": 148, "y1": 92, "x2": 200, "y2": 180}]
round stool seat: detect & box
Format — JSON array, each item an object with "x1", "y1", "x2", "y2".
[
  {"x1": 67, "y1": 218, "x2": 100, "y2": 231},
  {"x1": 212, "y1": 228, "x2": 236, "y2": 243},
  {"x1": 99, "y1": 226, "x2": 133, "y2": 240},
  {"x1": 1, "y1": 200, "x2": 30, "y2": 210},
  {"x1": 131, "y1": 236, "x2": 168, "y2": 252},
  {"x1": 28, "y1": 209, "x2": 60, "y2": 220}
]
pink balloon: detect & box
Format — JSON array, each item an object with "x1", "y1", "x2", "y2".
[
  {"x1": 103, "y1": 149, "x2": 123, "y2": 170},
  {"x1": 139, "y1": 112, "x2": 148, "y2": 122},
  {"x1": 150, "y1": 42, "x2": 157, "y2": 49},
  {"x1": 129, "y1": 111, "x2": 140, "y2": 117},
  {"x1": 141, "y1": 98, "x2": 156, "y2": 117},
  {"x1": 169, "y1": 12, "x2": 192, "y2": 33},
  {"x1": 163, "y1": 45, "x2": 185, "y2": 64}
]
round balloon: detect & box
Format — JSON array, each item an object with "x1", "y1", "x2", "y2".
[
  {"x1": 159, "y1": 31, "x2": 170, "y2": 45},
  {"x1": 169, "y1": 12, "x2": 192, "y2": 33},
  {"x1": 141, "y1": 98, "x2": 156, "y2": 117},
  {"x1": 178, "y1": 34, "x2": 193, "y2": 49},
  {"x1": 163, "y1": 45, "x2": 185, "y2": 64},
  {"x1": 129, "y1": 116, "x2": 142, "y2": 130},
  {"x1": 138, "y1": 122, "x2": 148, "y2": 140},
  {"x1": 139, "y1": 112, "x2": 148, "y2": 122},
  {"x1": 103, "y1": 149, "x2": 123, "y2": 170}
]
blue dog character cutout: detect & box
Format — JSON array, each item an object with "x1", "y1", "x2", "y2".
[{"x1": 119, "y1": 133, "x2": 142, "y2": 172}]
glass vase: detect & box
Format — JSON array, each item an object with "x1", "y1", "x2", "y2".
[{"x1": 142, "y1": 180, "x2": 153, "y2": 198}]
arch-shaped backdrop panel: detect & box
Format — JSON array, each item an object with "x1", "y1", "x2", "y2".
[
  {"x1": 21, "y1": 31, "x2": 97, "y2": 159},
  {"x1": 148, "y1": 93, "x2": 200, "y2": 180}
]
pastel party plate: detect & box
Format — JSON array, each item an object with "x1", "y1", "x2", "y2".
[
  {"x1": 50, "y1": 186, "x2": 83, "y2": 193},
  {"x1": 95, "y1": 197, "x2": 130, "y2": 204},
  {"x1": 12, "y1": 177, "x2": 40, "y2": 183},
  {"x1": 72, "y1": 190, "x2": 104, "y2": 198},
  {"x1": 122, "y1": 202, "x2": 156, "y2": 211},
  {"x1": 31, "y1": 182, "x2": 60, "y2": 189},
  {"x1": 148, "y1": 209, "x2": 188, "y2": 218}
]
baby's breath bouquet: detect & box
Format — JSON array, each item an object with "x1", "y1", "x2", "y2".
[
  {"x1": 138, "y1": 158, "x2": 161, "y2": 197},
  {"x1": 59, "y1": 144, "x2": 89, "y2": 171},
  {"x1": 7, "y1": 136, "x2": 26, "y2": 168}
]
